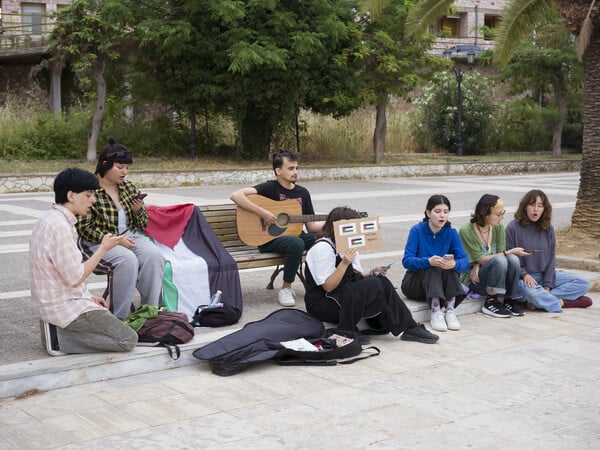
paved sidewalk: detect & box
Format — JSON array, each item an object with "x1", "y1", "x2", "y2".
[{"x1": 1, "y1": 294, "x2": 599, "y2": 449}]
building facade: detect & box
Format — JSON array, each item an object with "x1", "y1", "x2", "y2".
[{"x1": 431, "y1": 0, "x2": 508, "y2": 54}]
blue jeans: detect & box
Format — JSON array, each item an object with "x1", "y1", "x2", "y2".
[
  {"x1": 259, "y1": 232, "x2": 315, "y2": 284},
  {"x1": 520, "y1": 270, "x2": 590, "y2": 312},
  {"x1": 471, "y1": 254, "x2": 523, "y2": 300}
]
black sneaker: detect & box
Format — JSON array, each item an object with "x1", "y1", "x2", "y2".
[
  {"x1": 482, "y1": 297, "x2": 512, "y2": 318},
  {"x1": 504, "y1": 298, "x2": 525, "y2": 316},
  {"x1": 401, "y1": 324, "x2": 439, "y2": 344}
]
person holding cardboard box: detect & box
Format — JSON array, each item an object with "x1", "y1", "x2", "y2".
[{"x1": 304, "y1": 206, "x2": 439, "y2": 344}]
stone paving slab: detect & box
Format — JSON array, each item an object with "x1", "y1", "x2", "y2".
[
  {"x1": 4, "y1": 264, "x2": 597, "y2": 402},
  {"x1": 1, "y1": 293, "x2": 599, "y2": 449}
]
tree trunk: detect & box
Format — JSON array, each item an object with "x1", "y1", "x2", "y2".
[
  {"x1": 373, "y1": 95, "x2": 387, "y2": 164},
  {"x1": 240, "y1": 105, "x2": 272, "y2": 159},
  {"x1": 551, "y1": 74, "x2": 567, "y2": 156},
  {"x1": 87, "y1": 60, "x2": 106, "y2": 162},
  {"x1": 571, "y1": 27, "x2": 600, "y2": 238},
  {"x1": 189, "y1": 108, "x2": 197, "y2": 159}
]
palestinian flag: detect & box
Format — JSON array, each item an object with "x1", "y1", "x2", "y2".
[{"x1": 146, "y1": 204, "x2": 242, "y2": 326}]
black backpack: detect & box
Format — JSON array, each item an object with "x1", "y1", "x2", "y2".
[
  {"x1": 192, "y1": 309, "x2": 379, "y2": 376},
  {"x1": 138, "y1": 311, "x2": 195, "y2": 360}
]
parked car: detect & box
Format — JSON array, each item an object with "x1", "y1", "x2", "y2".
[{"x1": 442, "y1": 44, "x2": 482, "y2": 58}]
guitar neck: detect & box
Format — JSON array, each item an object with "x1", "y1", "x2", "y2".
[{"x1": 289, "y1": 214, "x2": 328, "y2": 224}]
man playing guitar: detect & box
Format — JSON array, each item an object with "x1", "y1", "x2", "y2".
[{"x1": 230, "y1": 150, "x2": 323, "y2": 307}]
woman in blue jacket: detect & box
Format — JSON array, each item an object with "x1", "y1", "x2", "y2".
[{"x1": 401, "y1": 195, "x2": 469, "y2": 332}]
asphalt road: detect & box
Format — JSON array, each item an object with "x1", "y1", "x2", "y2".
[{"x1": 0, "y1": 172, "x2": 581, "y2": 364}]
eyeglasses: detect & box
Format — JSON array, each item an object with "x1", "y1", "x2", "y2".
[{"x1": 494, "y1": 210, "x2": 506, "y2": 217}]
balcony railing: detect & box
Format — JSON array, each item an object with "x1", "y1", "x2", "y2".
[{"x1": 0, "y1": 12, "x2": 54, "y2": 55}]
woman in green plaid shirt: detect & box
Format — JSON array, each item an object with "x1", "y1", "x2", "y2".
[{"x1": 76, "y1": 138, "x2": 165, "y2": 319}]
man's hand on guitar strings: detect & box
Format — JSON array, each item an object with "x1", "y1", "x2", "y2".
[{"x1": 260, "y1": 209, "x2": 277, "y2": 225}]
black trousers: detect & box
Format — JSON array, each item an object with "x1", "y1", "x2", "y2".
[
  {"x1": 305, "y1": 276, "x2": 417, "y2": 336},
  {"x1": 401, "y1": 267, "x2": 466, "y2": 308}
]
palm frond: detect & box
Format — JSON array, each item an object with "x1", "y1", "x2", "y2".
[
  {"x1": 405, "y1": 0, "x2": 455, "y2": 37},
  {"x1": 358, "y1": 0, "x2": 392, "y2": 21},
  {"x1": 494, "y1": 0, "x2": 555, "y2": 65},
  {"x1": 576, "y1": 0, "x2": 597, "y2": 61}
]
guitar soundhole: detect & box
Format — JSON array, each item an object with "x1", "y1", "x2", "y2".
[{"x1": 276, "y1": 213, "x2": 290, "y2": 227}]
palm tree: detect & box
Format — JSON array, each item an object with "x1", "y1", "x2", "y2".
[{"x1": 363, "y1": 0, "x2": 599, "y2": 238}]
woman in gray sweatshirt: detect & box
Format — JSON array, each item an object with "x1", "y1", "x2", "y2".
[{"x1": 505, "y1": 189, "x2": 592, "y2": 312}]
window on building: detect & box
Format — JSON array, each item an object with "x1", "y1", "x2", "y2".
[
  {"x1": 483, "y1": 15, "x2": 501, "y2": 40},
  {"x1": 22, "y1": 3, "x2": 45, "y2": 34},
  {"x1": 431, "y1": 16, "x2": 461, "y2": 38}
]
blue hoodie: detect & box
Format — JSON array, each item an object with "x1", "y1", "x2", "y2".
[{"x1": 402, "y1": 220, "x2": 469, "y2": 273}]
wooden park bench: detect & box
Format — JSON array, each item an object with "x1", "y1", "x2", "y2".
[
  {"x1": 198, "y1": 202, "x2": 305, "y2": 289},
  {"x1": 92, "y1": 202, "x2": 304, "y2": 304}
]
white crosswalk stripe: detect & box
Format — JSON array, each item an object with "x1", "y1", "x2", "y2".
[{"x1": 0, "y1": 173, "x2": 582, "y2": 301}]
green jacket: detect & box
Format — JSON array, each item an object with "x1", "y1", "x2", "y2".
[
  {"x1": 458, "y1": 222, "x2": 506, "y2": 285},
  {"x1": 123, "y1": 304, "x2": 160, "y2": 331}
]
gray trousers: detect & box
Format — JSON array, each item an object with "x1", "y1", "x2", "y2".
[
  {"x1": 82, "y1": 233, "x2": 165, "y2": 319},
  {"x1": 57, "y1": 310, "x2": 138, "y2": 353}
]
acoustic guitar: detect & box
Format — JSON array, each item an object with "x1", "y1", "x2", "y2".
[{"x1": 236, "y1": 194, "x2": 328, "y2": 246}]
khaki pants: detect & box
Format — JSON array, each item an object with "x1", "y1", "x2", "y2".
[{"x1": 56, "y1": 310, "x2": 138, "y2": 354}]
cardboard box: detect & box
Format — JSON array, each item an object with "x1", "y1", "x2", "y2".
[{"x1": 333, "y1": 217, "x2": 382, "y2": 253}]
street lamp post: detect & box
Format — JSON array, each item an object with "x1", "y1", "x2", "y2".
[{"x1": 445, "y1": 52, "x2": 475, "y2": 156}]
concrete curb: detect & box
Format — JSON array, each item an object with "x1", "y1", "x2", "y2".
[
  {"x1": 0, "y1": 160, "x2": 582, "y2": 193},
  {"x1": 0, "y1": 298, "x2": 484, "y2": 400},
  {"x1": 556, "y1": 255, "x2": 600, "y2": 273}
]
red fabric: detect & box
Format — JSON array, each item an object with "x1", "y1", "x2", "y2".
[{"x1": 145, "y1": 204, "x2": 195, "y2": 249}]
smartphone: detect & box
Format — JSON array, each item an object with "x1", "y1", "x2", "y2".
[
  {"x1": 443, "y1": 254, "x2": 454, "y2": 260},
  {"x1": 131, "y1": 192, "x2": 147, "y2": 202},
  {"x1": 375, "y1": 260, "x2": 396, "y2": 276},
  {"x1": 524, "y1": 249, "x2": 540, "y2": 253}
]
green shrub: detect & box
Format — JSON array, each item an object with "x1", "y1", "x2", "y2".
[
  {"x1": 0, "y1": 109, "x2": 90, "y2": 160},
  {"x1": 415, "y1": 71, "x2": 496, "y2": 155},
  {"x1": 101, "y1": 115, "x2": 189, "y2": 158},
  {"x1": 495, "y1": 99, "x2": 555, "y2": 152}
]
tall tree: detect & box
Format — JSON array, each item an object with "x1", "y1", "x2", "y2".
[
  {"x1": 353, "y1": 1, "x2": 439, "y2": 163},
  {"x1": 130, "y1": 0, "x2": 211, "y2": 158},
  {"x1": 404, "y1": 0, "x2": 600, "y2": 238},
  {"x1": 173, "y1": 0, "x2": 363, "y2": 159},
  {"x1": 48, "y1": 0, "x2": 133, "y2": 162},
  {"x1": 498, "y1": 7, "x2": 582, "y2": 156}
]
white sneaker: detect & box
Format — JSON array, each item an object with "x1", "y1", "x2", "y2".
[
  {"x1": 430, "y1": 310, "x2": 447, "y2": 332},
  {"x1": 445, "y1": 309, "x2": 461, "y2": 331},
  {"x1": 278, "y1": 288, "x2": 296, "y2": 307}
]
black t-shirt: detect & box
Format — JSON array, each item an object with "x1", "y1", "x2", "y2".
[{"x1": 254, "y1": 180, "x2": 315, "y2": 215}]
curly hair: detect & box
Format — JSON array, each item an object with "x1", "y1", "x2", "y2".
[{"x1": 514, "y1": 189, "x2": 552, "y2": 230}]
